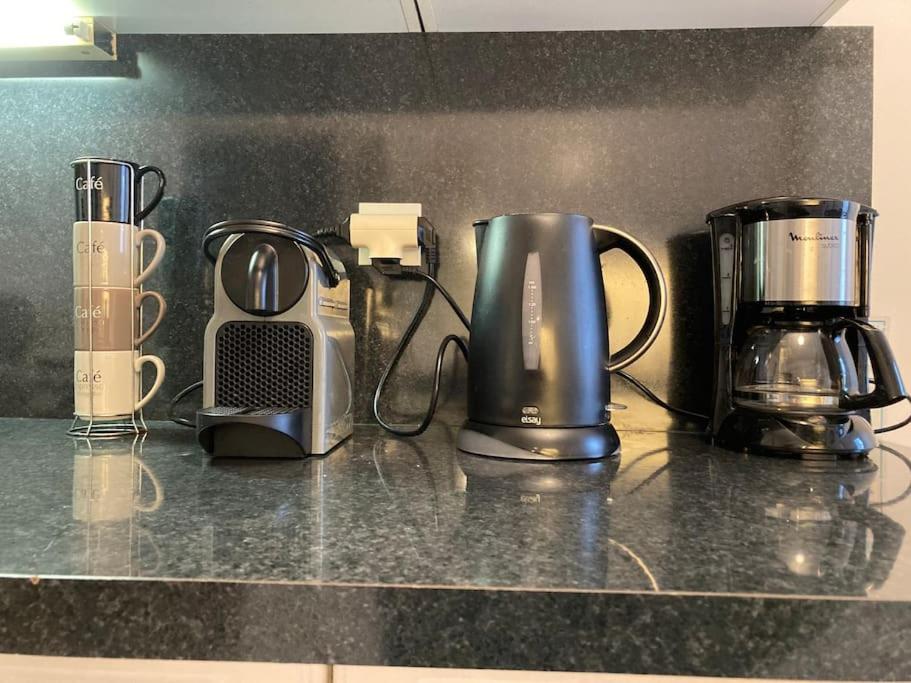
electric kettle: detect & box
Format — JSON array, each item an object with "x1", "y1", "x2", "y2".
[{"x1": 457, "y1": 212, "x2": 667, "y2": 460}]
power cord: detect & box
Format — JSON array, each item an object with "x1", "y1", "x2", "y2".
[
  {"x1": 877, "y1": 443, "x2": 911, "y2": 506},
  {"x1": 874, "y1": 396, "x2": 911, "y2": 434},
  {"x1": 171, "y1": 217, "x2": 471, "y2": 435},
  {"x1": 374, "y1": 327, "x2": 469, "y2": 436},
  {"x1": 615, "y1": 369, "x2": 710, "y2": 422},
  {"x1": 203, "y1": 219, "x2": 343, "y2": 287},
  {"x1": 169, "y1": 380, "x2": 203, "y2": 428},
  {"x1": 315, "y1": 216, "x2": 471, "y2": 436},
  {"x1": 368, "y1": 259, "x2": 470, "y2": 436},
  {"x1": 412, "y1": 270, "x2": 471, "y2": 331}
]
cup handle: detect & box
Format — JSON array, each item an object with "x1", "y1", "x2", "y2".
[
  {"x1": 133, "y1": 229, "x2": 166, "y2": 286},
  {"x1": 134, "y1": 459, "x2": 164, "y2": 513},
  {"x1": 135, "y1": 165, "x2": 166, "y2": 221},
  {"x1": 134, "y1": 290, "x2": 167, "y2": 346},
  {"x1": 134, "y1": 355, "x2": 165, "y2": 412}
]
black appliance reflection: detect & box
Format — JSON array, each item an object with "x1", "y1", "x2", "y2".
[
  {"x1": 750, "y1": 457, "x2": 903, "y2": 593},
  {"x1": 195, "y1": 451, "x2": 340, "y2": 579},
  {"x1": 451, "y1": 453, "x2": 657, "y2": 588},
  {"x1": 663, "y1": 432, "x2": 905, "y2": 595},
  {"x1": 365, "y1": 432, "x2": 657, "y2": 588}
]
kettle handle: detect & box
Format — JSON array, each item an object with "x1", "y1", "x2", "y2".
[
  {"x1": 839, "y1": 320, "x2": 908, "y2": 411},
  {"x1": 593, "y1": 224, "x2": 668, "y2": 371}
]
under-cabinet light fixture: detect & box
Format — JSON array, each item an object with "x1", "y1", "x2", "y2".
[{"x1": 0, "y1": 14, "x2": 116, "y2": 61}]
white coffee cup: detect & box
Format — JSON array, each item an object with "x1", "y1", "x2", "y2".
[
  {"x1": 74, "y1": 350, "x2": 165, "y2": 418},
  {"x1": 73, "y1": 220, "x2": 166, "y2": 288}
]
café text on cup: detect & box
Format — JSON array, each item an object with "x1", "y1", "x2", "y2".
[{"x1": 76, "y1": 176, "x2": 104, "y2": 191}]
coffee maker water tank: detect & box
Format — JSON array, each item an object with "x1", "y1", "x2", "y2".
[{"x1": 740, "y1": 205, "x2": 863, "y2": 306}]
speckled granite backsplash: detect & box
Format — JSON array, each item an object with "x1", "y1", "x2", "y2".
[{"x1": 0, "y1": 28, "x2": 872, "y2": 425}]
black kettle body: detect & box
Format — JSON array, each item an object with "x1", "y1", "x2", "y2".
[{"x1": 457, "y1": 213, "x2": 667, "y2": 461}]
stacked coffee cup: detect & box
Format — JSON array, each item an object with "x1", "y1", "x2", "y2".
[{"x1": 71, "y1": 157, "x2": 168, "y2": 435}]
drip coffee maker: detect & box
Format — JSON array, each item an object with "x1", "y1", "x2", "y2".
[{"x1": 707, "y1": 197, "x2": 908, "y2": 458}]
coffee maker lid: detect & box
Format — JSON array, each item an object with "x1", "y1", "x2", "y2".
[{"x1": 705, "y1": 196, "x2": 877, "y2": 224}]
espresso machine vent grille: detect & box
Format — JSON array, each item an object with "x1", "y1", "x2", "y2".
[{"x1": 214, "y1": 322, "x2": 313, "y2": 408}]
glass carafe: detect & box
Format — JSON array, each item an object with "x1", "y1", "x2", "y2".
[{"x1": 734, "y1": 319, "x2": 905, "y2": 415}]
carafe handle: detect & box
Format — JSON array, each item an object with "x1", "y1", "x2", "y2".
[
  {"x1": 593, "y1": 224, "x2": 668, "y2": 371},
  {"x1": 839, "y1": 320, "x2": 908, "y2": 411}
]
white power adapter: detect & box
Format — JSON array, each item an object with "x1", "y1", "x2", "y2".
[{"x1": 349, "y1": 202, "x2": 423, "y2": 266}]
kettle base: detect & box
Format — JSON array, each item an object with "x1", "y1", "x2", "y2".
[{"x1": 457, "y1": 420, "x2": 620, "y2": 461}]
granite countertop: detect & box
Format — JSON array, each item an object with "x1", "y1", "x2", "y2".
[{"x1": 0, "y1": 418, "x2": 910, "y2": 679}]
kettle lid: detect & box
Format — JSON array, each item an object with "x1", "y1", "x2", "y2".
[{"x1": 473, "y1": 212, "x2": 593, "y2": 227}]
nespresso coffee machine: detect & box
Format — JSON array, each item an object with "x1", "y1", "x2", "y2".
[
  {"x1": 196, "y1": 220, "x2": 354, "y2": 458},
  {"x1": 707, "y1": 197, "x2": 907, "y2": 458}
]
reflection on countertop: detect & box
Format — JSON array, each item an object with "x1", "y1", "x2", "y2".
[
  {"x1": 70, "y1": 435, "x2": 164, "y2": 577},
  {"x1": 0, "y1": 418, "x2": 908, "y2": 599}
]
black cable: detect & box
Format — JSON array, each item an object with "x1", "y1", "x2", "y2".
[
  {"x1": 373, "y1": 281, "x2": 469, "y2": 436},
  {"x1": 876, "y1": 444, "x2": 911, "y2": 507},
  {"x1": 411, "y1": 270, "x2": 471, "y2": 331},
  {"x1": 874, "y1": 396, "x2": 911, "y2": 434},
  {"x1": 615, "y1": 369, "x2": 710, "y2": 422},
  {"x1": 203, "y1": 219, "x2": 342, "y2": 287},
  {"x1": 168, "y1": 380, "x2": 203, "y2": 428},
  {"x1": 310, "y1": 213, "x2": 471, "y2": 436},
  {"x1": 313, "y1": 219, "x2": 350, "y2": 245},
  {"x1": 373, "y1": 280, "x2": 436, "y2": 433},
  {"x1": 375, "y1": 334, "x2": 469, "y2": 437}
]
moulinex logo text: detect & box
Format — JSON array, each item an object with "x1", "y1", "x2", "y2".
[{"x1": 789, "y1": 231, "x2": 839, "y2": 242}]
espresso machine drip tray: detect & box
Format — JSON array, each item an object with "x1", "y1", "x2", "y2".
[{"x1": 197, "y1": 406, "x2": 308, "y2": 458}]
